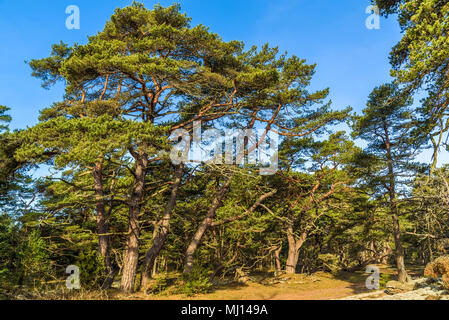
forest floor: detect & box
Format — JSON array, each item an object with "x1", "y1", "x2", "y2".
[
  {"x1": 110, "y1": 265, "x2": 425, "y2": 300},
  {"x1": 1, "y1": 264, "x2": 425, "y2": 300}
]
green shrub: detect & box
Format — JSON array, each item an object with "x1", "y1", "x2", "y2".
[
  {"x1": 317, "y1": 254, "x2": 342, "y2": 275},
  {"x1": 0, "y1": 214, "x2": 20, "y2": 286},
  {"x1": 76, "y1": 250, "x2": 107, "y2": 289},
  {"x1": 18, "y1": 230, "x2": 50, "y2": 287},
  {"x1": 379, "y1": 273, "x2": 392, "y2": 288},
  {"x1": 176, "y1": 267, "x2": 212, "y2": 297},
  {"x1": 147, "y1": 275, "x2": 170, "y2": 295}
]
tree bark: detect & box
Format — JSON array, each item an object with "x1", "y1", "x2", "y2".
[
  {"x1": 120, "y1": 152, "x2": 148, "y2": 293},
  {"x1": 183, "y1": 178, "x2": 232, "y2": 274},
  {"x1": 381, "y1": 242, "x2": 392, "y2": 264},
  {"x1": 391, "y1": 202, "x2": 409, "y2": 282},
  {"x1": 141, "y1": 164, "x2": 184, "y2": 290},
  {"x1": 92, "y1": 161, "x2": 112, "y2": 280},
  {"x1": 274, "y1": 245, "x2": 282, "y2": 275},
  {"x1": 285, "y1": 224, "x2": 308, "y2": 274},
  {"x1": 384, "y1": 125, "x2": 410, "y2": 283}
]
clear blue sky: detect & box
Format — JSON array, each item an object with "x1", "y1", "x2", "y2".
[{"x1": 0, "y1": 0, "x2": 401, "y2": 130}]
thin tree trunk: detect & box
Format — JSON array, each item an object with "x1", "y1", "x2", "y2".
[
  {"x1": 384, "y1": 125, "x2": 409, "y2": 283},
  {"x1": 426, "y1": 212, "x2": 434, "y2": 263},
  {"x1": 183, "y1": 185, "x2": 275, "y2": 274},
  {"x1": 274, "y1": 245, "x2": 282, "y2": 276},
  {"x1": 120, "y1": 152, "x2": 148, "y2": 293},
  {"x1": 382, "y1": 242, "x2": 392, "y2": 264},
  {"x1": 370, "y1": 241, "x2": 375, "y2": 260},
  {"x1": 391, "y1": 202, "x2": 409, "y2": 282},
  {"x1": 183, "y1": 179, "x2": 231, "y2": 274},
  {"x1": 141, "y1": 164, "x2": 184, "y2": 290},
  {"x1": 92, "y1": 161, "x2": 112, "y2": 280}
]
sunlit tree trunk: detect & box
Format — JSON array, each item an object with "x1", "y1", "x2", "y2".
[
  {"x1": 141, "y1": 164, "x2": 184, "y2": 290},
  {"x1": 92, "y1": 161, "x2": 112, "y2": 280},
  {"x1": 285, "y1": 223, "x2": 308, "y2": 274},
  {"x1": 183, "y1": 179, "x2": 231, "y2": 274},
  {"x1": 384, "y1": 125, "x2": 410, "y2": 283},
  {"x1": 121, "y1": 152, "x2": 148, "y2": 293}
]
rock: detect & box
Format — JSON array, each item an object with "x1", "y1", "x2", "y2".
[
  {"x1": 384, "y1": 289, "x2": 403, "y2": 295},
  {"x1": 410, "y1": 277, "x2": 432, "y2": 289},
  {"x1": 385, "y1": 280, "x2": 415, "y2": 291},
  {"x1": 377, "y1": 287, "x2": 447, "y2": 300},
  {"x1": 341, "y1": 277, "x2": 449, "y2": 300}
]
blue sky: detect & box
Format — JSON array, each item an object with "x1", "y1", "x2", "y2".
[{"x1": 1, "y1": 0, "x2": 442, "y2": 164}]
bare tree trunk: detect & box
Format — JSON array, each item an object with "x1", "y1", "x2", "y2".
[
  {"x1": 183, "y1": 179, "x2": 231, "y2": 274},
  {"x1": 274, "y1": 245, "x2": 282, "y2": 275},
  {"x1": 285, "y1": 224, "x2": 308, "y2": 274},
  {"x1": 286, "y1": 224, "x2": 297, "y2": 274},
  {"x1": 391, "y1": 203, "x2": 409, "y2": 282},
  {"x1": 381, "y1": 242, "x2": 391, "y2": 264},
  {"x1": 120, "y1": 152, "x2": 147, "y2": 293},
  {"x1": 370, "y1": 241, "x2": 375, "y2": 260},
  {"x1": 384, "y1": 125, "x2": 409, "y2": 283},
  {"x1": 141, "y1": 164, "x2": 184, "y2": 290},
  {"x1": 92, "y1": 162, "x2": 112, "y2": 279},
  {"x1": 426, "y1": 212, "x2": 434, "y2": 263}
]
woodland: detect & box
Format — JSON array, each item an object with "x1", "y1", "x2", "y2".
[{"x1": 1, "y1": 0, "x2": 449, "y2": 298}]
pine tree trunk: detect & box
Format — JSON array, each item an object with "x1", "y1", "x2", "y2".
[
  {"x1": 384, "y1": 125, "x2": 409, "y2": 283},
  {"x1": 92, "y1": 162, "x2": 112, "y2": 278},
  {"x1": 285, "y1": 224, "x2": 298, "y2": 274},
  {"x1": 120, "y1": 153, "x2": 147, "y2": 293},
  {"x1": 285, "y1": 251, "x2": 298, "y2": 274},
  {"x1": 141, "y1": 164, "x2": 183, "y2": 290},
  {"x1": 183, "y1": 179, "x2": 231, "y2": 274},
  {"x1": 285, "y1": 224, "x2": 308, "y2": 274},
  {"x1": 391, "y1": 203, "x2": 409, "y2": 282},
  {"x1": 274, "y1": 245, "x2": 282, "y2": 275},
  {"x1": 426, "y1": 212, "x2": 434, "y2": 263}
]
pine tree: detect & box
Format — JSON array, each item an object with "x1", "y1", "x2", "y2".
[
  {"x1": 21, "y1": 3, "x2": 249, "y2": 293},
  {"x1": 352, "y1": 83, "x2": 418, "y2": 282}
]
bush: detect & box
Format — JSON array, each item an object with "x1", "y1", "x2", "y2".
[
  {"x1": 18, "y1": 230, "x2": 50, "y2": 287},
  {"x1": 379, "y1": 273, "x2": 392, "y2": 288},
  {"x1": 317, "y1": 254, "x2": 342, "y2": 275},
  {"x1": 146, "y1": 275, "x2": 170, "y2": 295},
  {"x1": 176, "y1": 267, "x2": 212, "y2": 297},
  {"x1": 0, "y1": 214, "x2": 20, "y2": 286},
  {"x1": 77, "y1": 250, "x2": 107, "y2": 289},
  {"x1": 424, "y1": 255, "x2": 449, "y2": 289}
]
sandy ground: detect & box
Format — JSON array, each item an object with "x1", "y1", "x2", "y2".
[
  {"x1": 3, "y1": 265, "x2": 423, "y2": 300},
  {"x1": 114, "y1": 272, "x2": 373, "y2": 300},
  {"x1": 114, "y1": 265, "x2": 424, "y2": 301}
]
